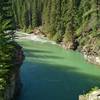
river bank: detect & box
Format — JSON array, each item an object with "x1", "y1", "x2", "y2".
[
  {"x1": 78, "y1": 36, "x2": 100, "y2": 66},
  {"x1": 16, "y1": 30, "x2": 100, "y2": 65},
  {"x1": 0, "y1": 42, "x2": 24, "y2": 100},
  {"x1": 61, "y1": 44, "x2": 100, "y2": 66},
  {"x1": 82, "y1": 52, "x2": 100, "y2": 66},
  {"x1": 16, "y1": 37, "x2": 100, "y2": 100}
]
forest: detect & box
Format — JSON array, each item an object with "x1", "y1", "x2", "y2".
[
  {"x1": 0, "y1": 0, "x2": 23, "y2": 99},
  {"x1": 0, "y1": 0, "x2": 100, "y2": 100},
  {"x1": 12, "y1": 0, "x2": 100, "y2": 51}
]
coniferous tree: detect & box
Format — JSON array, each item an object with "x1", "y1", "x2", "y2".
[
  {"x1": 42, "y1": 0, "x2": 51, "y2": 33},
  {"x1": 32, "y1": 0, "x2": 38, "y2": 28},
  {"x1": 11, "y1": 0, "x2": 100, "y2": 46},
  {"x1": 48, "y1": 0, "x2": 56, "y2": 38},
  {"x1": 0, "y1": 0, "x2": 15, "y2": 96},
  {"x1": 63, "y1": 0, "x2": 76, "y2": 43},
  {"x1": 0, "y1": 0, "x2": 14, "y2": 45}
]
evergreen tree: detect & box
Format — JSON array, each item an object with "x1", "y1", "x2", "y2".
[
  {"x1": 42, "y1": 0, "x2": 52, "y2": 33},
  {"x1": 11, "y1": 0, "x2": 100, "y2": 44},
  {"x1": 0, "y1": 0, "x2": 14, "y2": 45},
  {"x1": 32, "y1": 0, "x2": 38, "y2": 28},
  {"x1": 0, "y1": 0, "x2": 15, "y2": 96},
  {"x1": 63, "y1": 0, "x2": 76, "y2": 43},
  {"x1": 48, "y1": 0, "x2": 56, "y2": 37},
  {"x1": 90, "y1": 0, "x2": 98, "y2": 33}
]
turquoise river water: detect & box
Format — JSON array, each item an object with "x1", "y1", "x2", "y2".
[{"x1": 16, "y1": 39, "x2": 100, "y2": 100}]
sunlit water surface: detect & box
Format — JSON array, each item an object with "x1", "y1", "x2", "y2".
[{"x1": 16, "y1": 40, "x2": 100, "y2": 100}]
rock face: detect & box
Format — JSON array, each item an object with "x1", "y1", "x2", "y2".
[
  {"x1": 2, "y1": 43, "x2": 24, "y2": 100},
  {"x1": 83, "y1": 53, "x2": 100, "y2": 65},
  {"x1": 79, "y1": 90, "x2": 100, "y2": 100},
  {"x1": 78, "y1": 36, "x2": 100, "y2": 66},
  {"x1": 4, "y1": 68, "x2": 21, "y2": 100},
  {"x1": 61, "y1": 40, "x2": 79, "y2": 50}
]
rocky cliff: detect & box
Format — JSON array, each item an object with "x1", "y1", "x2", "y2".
[{"x1": 0, "y1": 42, "x2": 24, "y2": 100}]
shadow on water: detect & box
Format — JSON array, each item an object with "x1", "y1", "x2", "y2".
[
  {"x1": 16, "y1": 43, "x2": 100, "y2": 100},
  {"x1": 17, "y1": 61, "x2": 100, "y2": 100},
  {"x1": 24, "y1": 48, "x2": 65, "y2": 60},
  {"x1": 24, "y1": 49, "x2": 53, "y2": 54}
]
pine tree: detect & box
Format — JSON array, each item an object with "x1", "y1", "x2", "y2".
[
  {"x1": 11, "y1": 0, "x2": 100, "y2": 41},
  {"x1": 90, "y1": 0, "x2": 98, "y2": 33},
  {"x1": 0, "y1": 0, "x2": 14, "y2": 45},
  {"x1": 31, "y1": 0, "x2": 38, "y2": 28},
  {"x1": 42, "y1": 0, "x2": 52, "y2": 33},
  {"x1": 78, "y1": 0, "x2": 91, "y2": 32},
  {"x1": 48, "y1": 0, "x2": 56, "y2": 37},
  {"x1": 64, "y1": 0, "x2": 76, "y2": 43},
  {"x1": 0, "y1": 0, "x2": 14, "y2": 96}
]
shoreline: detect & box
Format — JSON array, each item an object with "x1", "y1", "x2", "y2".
[
  {"x1": 83, "y1": 52, "x2": 100, "y2": 66},
  {"x1": 16, "y1": 30, "x2": 100, "y2": 66}
]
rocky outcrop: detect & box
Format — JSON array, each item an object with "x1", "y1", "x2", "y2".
[
  {"x1": 1, "y1": 43, "x2": 24, "y2": 100},
  {"x1": 81, "y1": 44, "x2": 100, "y2": 65},
  {"x1": 60, "y1": 39, "x2": 79, "y2": 50},
  {"x1": 79, "y1": 90, "x2": 100, "y2": 100},
  {"x1": 83, "y1": 53, "x2": 100, "y2": 65},
  {"x1": 4, "y1": 68, "x2": 21, "y2": 100},
  {"x1": 77, "y1": 35, "x2": 100, "y2": 65}
]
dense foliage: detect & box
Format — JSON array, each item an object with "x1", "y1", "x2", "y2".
[
  {"x1": 12, "y1": 0, "x2": 100, "y2": 51},
  {"x1": 0, "y1": 0, "x2": 20, "y2": 98},
  {"x1": 12, "y1": 0, "x2": 100, "y2": 33},
  {"x1": 0, "y1": 0, "x2": 100, "y2": 99}
]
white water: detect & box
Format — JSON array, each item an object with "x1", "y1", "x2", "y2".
[{"x1": 16, "y1": 31, "x2": 57, "y2": 45}]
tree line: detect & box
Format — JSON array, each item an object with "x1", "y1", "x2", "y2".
[{"x1": 12, "y1": 0, "x2": 100, "y2": 41}]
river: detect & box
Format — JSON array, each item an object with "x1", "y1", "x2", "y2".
[{"x1": 16, "y1": 39, "x2": 100, "y2": 100}]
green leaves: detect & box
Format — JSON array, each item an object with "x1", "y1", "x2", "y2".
[
  {"x1": 0, "y1": 0, "x2": 15, "y2": 93},
  {"x1": 0, "y1": 78, "x2": 6, "y2": 90},
  {"x1": 1, "y1": 20, "x2": 11, "y2": 32}
]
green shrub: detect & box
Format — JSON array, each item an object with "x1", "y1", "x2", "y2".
[
  {"x1": 85, "y1": 86, "x2": 100, "y2": 96},
  {"x1": 53, "y1": 33, "x2": 62, "y2": 43},
  {"x1": 0, "y1": 41, "x2": 22, "y2": 92}
]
